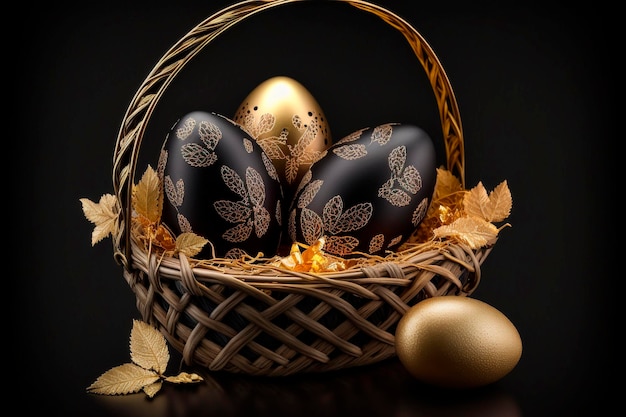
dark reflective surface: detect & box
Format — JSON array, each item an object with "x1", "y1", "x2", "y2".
[
  {"x1": 16, "y1": 1, "x2": 616, "y2": 416},
  {"x1": 90, "y1": 357, "x2": 522, "y2": 417}
]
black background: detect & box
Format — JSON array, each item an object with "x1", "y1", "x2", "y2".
[{"x1": 14, "y1": 1, "x2": 617, "y2": 416}]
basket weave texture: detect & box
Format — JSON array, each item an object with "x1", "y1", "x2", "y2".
[{"x1": 110, "y1": 0, "x2": 494, "y2": 376}]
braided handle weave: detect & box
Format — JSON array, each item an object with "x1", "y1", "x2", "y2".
[{"x1": 111, "y1": 0, "x2": 464, "y2": 270}]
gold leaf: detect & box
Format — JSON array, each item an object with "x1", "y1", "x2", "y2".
[
  {"x1": 130, "y1": 319, "x2": 169, "y2": 375},
  {"x1": 486, "y1": 180, "x2": 513, "y2": 222},
  {"x1": 164, "y1": 372, "x2": 204, "y2": 384},
  {"x1": 80, "y1": 194, "x2": 118, "y2": 246},
  {"x1": 432, "y1": 167, "x2": 463, "y2": 200},
  {"x1": 143, "y1": 381, "x2": 163, "y2": 398},
  {"x1": 463, "y1": 182, "x2": 489, "y2": 217},
  {"x1": 175, "y1": 232, "x2": 209, "y2": 258},
  {"x1": 133, "y1": 165, "x2": 162, "y2": 224},
  {"x1": 86, "y1": 363, "x2": 160, "y2": 396},
  {"x1": 433, "y1": 217, "x2": 499, "y2": 249},
  {"x1": 464, "y1": 181, "x2": 512, "y2": 223}
]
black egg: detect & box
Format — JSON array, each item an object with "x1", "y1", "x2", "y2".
[
  {"x1": 288, "y1": 123, "x2": 436, "y2": 257},
  {"x1": 158, "y1": 111, "x2": 283, "y2": 259}
]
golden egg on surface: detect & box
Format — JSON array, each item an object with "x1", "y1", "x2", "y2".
[
  {"x1": 395, "y1": 296, "x2": 522, "y2": 389},
  {"x1": 233, "y1": 76, "x2": 332, "y2": 206}
]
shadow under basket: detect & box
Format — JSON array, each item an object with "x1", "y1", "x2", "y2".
[{"x1": 112, "y1": 0, "x2": 497, "y2": 377}]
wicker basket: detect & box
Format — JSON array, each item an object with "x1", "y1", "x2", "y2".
[{"x1": 110, "y1": 0, "x2": 496, "y2": 377}]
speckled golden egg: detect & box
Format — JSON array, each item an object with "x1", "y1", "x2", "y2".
[
  {"x1": 395, "y1": 296, "x2": 522, "y2": 389},
  {"x1": 232, "y1": 76, "x2": 332, "y2": 207}
]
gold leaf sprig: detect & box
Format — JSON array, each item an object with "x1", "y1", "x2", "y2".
[
  {"x1": 80, "y1": 164, "x2": 209, "y2": 258},
  {"x1": 406, "y1": 168, "x2": 513, "y2": 250},
  {"x1": 87, "y1": 320, "x2": 203, "y2": 397},
  {"x1": 463, "y1": 180, "x2": 512, "y2": 223},
  {"x1": 432, "y1": 180, "x2": 512, "y2": 249}
]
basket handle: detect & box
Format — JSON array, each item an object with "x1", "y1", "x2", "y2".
[{"x1": 111, "y1": 0, "x2": 465, "y2": 269}]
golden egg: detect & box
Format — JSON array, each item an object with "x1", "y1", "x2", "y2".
[
  {"x1": 395, "y1": 296, "x2": 522, "y2": 389},
  {"x1": 233, "y1": 76, "x2": 332, "y2": 205}
]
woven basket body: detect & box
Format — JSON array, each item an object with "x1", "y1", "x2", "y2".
[{"x1": 111, "y1": 0, "x2": 494, "y2": 376}]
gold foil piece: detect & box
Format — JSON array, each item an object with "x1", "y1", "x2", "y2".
[{"x1": 274, "y1": 238, "x2": 345, "y2": 273}]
